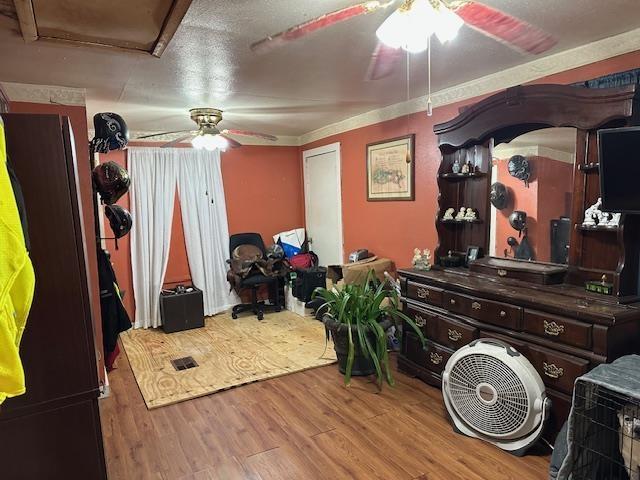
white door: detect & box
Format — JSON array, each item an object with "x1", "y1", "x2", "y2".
[{"x1": 303, "y1": 143, "x2": 343, "y2": 266}]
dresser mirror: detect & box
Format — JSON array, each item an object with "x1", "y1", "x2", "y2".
[{"x1": 488, "y1": 127, "x2": 577, "y2": 264}]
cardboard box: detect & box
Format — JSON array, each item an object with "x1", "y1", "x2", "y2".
[{"x1": 342, "y1": 258, "x2": 396, "y2": 285}]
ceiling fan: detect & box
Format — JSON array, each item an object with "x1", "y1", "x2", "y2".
[
  {"x1": 251, "y1": 0, "x2": 557, "y2": 80},
  {"x1": 136, "y1": 108, "x2": 278, "y2": 150}
]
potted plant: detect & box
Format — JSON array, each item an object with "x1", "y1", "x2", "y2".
[{"x1": 313, "y1": 271, "x2": 426, "y2": 387}]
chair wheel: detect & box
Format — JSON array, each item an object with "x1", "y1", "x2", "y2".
[
  {"x1": 231, "y1": 312, "x2": 238, "y2": 319},
  {"x1": 257, "y1": 312, "x2": 264, "y2": 321},
  {"x1": 275, "y1": 307, "x2": 281, "y2": 313}
]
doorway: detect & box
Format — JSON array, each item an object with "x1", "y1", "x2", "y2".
[{"x1": 302, "y1": 142, "x2": 343, "y2": 266}]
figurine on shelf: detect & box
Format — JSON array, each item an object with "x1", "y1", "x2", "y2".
[
  {"x1": 412, "y1": 248, "x2": 432, "y2": 271},
  {"x1": 609, "y1": 212, "x2": 622, "y2": 227},
  {"x1": 582, "y1": 198, "x2": 602, "y2": 227},
  {"x1": 443, "y1": 207, "x2": 455, "y2": 220},
  {"x1": 597, "y1": 209, "x2": 612, "y2": 226},
  {"x1": 461, "y1": 162, "x2": 470, "y2": 174},
  {"x1": 455, "y1": 207, "x2": 467, "y2": 221},
  {"x1": 452, "y1": 157, "x2": 461, "y2": 174},
  {"x1": 464, "y1": 208, "x2": 478, "y2": 221}
]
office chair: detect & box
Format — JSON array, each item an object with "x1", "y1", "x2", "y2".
[{"x1": 228, "y1": 232, "x2": 282, "y2": 320}]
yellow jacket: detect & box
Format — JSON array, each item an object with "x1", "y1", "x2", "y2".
[{"x1": 0, "y1": 117, "x2": 35, "y2": 404}]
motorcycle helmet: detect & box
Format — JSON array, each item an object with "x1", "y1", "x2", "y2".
[
  {"x1": 490, "y1": 182, "x2": 509, "y2": 210},
  {"x1": 507, "y1": 154, "x2": 531, "y2": 185},
  {"x1": 507, "y1": 236, "x2": 519, "y2": 247},
  {"x1": 508, "y1": 210, "x2": 527, "y2": 233},
  {"x1": 92, "y1": 161, "x2": 130, "y2": 205},
  {"x1": 266, "y1": 244, "x2": 285, "y2": 260},
  {"x1": 90, "y1": 112, "x2": 129, "y2": 153},
  {"x1": 105, "y1": 205, "x2": 132, "y2": 239}
]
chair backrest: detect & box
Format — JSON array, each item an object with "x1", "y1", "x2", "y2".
[{"x1": 229, "y1": 232, "x2": 266, "y2": 257}]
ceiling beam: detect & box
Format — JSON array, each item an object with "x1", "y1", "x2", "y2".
[
  {"x1": 13, "y1": 0, "x2": 37, "y2": 42},
  {"x1": 152, "y1": 0, "x2": 192, "y2": 58}
]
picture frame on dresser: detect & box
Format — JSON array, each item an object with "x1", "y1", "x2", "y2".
[{"x1": 366, "y1": 134, "x2": 415, "y2": 201}]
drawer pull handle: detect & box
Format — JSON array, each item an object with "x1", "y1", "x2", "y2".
[
  {"x1": 415, "y1": 315, "x2": 426, "y2": 328},
  {"x1": 543, "y1": 320, "x2": 565, "y2": 337},
  {"x1": 416, "y1": 287, "x2": 430, "y2": 299},
  {"x1": 472, "y1": 302, "x2": 481, "y2": 310},
  {"x1": 543, "y1": 362, "x2": 564, "y2": 379},
  {"x1": 450, "y1": 299, "x2": 456, "y2": 305},
  {"x1": 430, "y1": 352, "x2": 443, "y2": 365},
  {"x1": 499, "y1": 310, "x2": 507, "y2": 318},
  {"x1": 498, "y1": 269, "x2": 508, "y2": 277},
  {"x1": 448, "y1": 329, "x2": 463, "y2": 342}
]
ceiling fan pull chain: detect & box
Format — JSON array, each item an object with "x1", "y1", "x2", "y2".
[{"x1": 427, "y1": 35, "x2": 433, "y2": 117}]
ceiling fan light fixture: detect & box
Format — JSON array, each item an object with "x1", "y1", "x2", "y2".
[
  {"x1": 434, "y1": 4, "x2": 463, "y2": 43},
  {"x1": 376, "y1": 0, "x2": 461, "y2": 52},
  {"x1": 192, "y1": 133, "x2": 228, "y2": 151}
]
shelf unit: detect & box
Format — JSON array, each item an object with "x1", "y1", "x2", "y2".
[
  {"x1": 440, "y1": 218, "x2": 483, "y2": 224},
  {"x1": 576, "y1": 224, "x2": 619, "y2": 232},
  {"x1": 439, "y1": 172, "x2": 486, "y2": 180},
  {"x1": 578, "y1": 162, "x2": 600, "y2": 172}
]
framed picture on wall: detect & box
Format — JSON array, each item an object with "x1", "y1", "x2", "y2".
[{"x1": 366, "y1": 134, "x2": 415, "y2": 201}]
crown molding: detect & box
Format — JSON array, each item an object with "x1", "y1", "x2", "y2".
[
  {"x1": 299, "y1": 28, "x2": 640, "y2": 146},
  {"x1": 0, "y1": 81, "x2": 86, "y2": 106},
  {"x1": 95, "y1": 130, "x2": 301, "y2": 147}
]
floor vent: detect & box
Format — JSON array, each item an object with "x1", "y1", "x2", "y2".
[{"x1": 171, "y1": 356, "x2": 198, "y2": 371}]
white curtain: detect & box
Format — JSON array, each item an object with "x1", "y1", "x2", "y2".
[
  {"x1": 177, "y1": 148, "x2": 237, "y2": 315},
  {"x1": 129, "y1": 148, "x2": 179, "y2": 329}
]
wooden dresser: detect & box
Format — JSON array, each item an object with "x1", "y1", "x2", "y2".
[
  {"x1": 398, "y1": 83, "x2": 640, "y2": 441},
  {"x1": 398, "y1": 267, "x2": 640, "y2": 439}
]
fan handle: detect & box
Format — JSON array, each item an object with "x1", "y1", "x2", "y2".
[{"x1": 468, "y1": 338, "x2": 520, "y2": 357}]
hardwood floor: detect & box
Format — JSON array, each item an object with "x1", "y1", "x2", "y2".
[{"x1": 100, "y1": 350, "x2": 551, "y2": 479}]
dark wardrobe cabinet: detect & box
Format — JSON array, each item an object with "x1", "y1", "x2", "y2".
[{"x1": 0, "y1": 114, "x2": 107, "y2": 479}]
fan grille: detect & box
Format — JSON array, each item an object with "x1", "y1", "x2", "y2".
[{"x1": 448, "y1": 353, "x2": 529, "y2": 435}]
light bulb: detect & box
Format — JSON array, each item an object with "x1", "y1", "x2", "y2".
[
  {"x1": 191, "y1": 133, "x2": 228, "y2": 151},
  {"x1": 434, "y1": 5, "x2": 463, "y2": 44}
]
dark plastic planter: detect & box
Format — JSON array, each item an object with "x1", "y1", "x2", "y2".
[{"x1": 322, "y1": 314, "x2": 393, "y2": 377}]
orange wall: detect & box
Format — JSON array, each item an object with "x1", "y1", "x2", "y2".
[
  {"x1": 301, "y1": 50, "x2": 640, "y2": 268},
  {"x1": 100, "y1": 143, "x2": 303, "y2": 318}
]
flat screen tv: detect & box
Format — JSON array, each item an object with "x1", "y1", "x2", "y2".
[{"x1": 599, "y1": 126, "x2": 640, "y2": 213}]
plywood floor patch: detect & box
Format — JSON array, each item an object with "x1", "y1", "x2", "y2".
[{"x1": 120, "y1": 310, "x2": 336, "y2": 409}]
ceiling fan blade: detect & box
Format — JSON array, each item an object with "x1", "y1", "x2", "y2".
[
  {"x1": 250, "y1": 1, "x2": 396, "y2": 54},
  {"x1": 365, "y1": 42, "x2": 403, "y2": 81},
  {"x1": 136, "y1": 129, "x2": 192, "y2": 139},
  {"x1": 451, "y1": 1, "x2": 557, "y2": 55},
  {"x1": 222, "y1": 129, "x2": 278, "y2": 142},
  {"x1": 160, "y1": 134, "x2": 195, "y2": 148},
  {"x1": 220, "y1": 135, "x2": 242, "y2": 149}
]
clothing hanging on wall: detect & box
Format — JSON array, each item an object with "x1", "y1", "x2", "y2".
[
  {"x1": 97, "y1": 249, "x2": 131, "y2": 369},
  {"x1": 0, "y1": 116, "x2": 35, "y2": 404}
]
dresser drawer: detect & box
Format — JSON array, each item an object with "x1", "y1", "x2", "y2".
[
  {"x1": 429, "y1": 315, "x2": 478, "y2": 350},
  {"x1": 527, "y1": 345, "x2": 589, "y2": 395},
  {"x1": 403, "y1": 331, "x2": 426, "y2": 367},
  {"x1": 443, "y1": 291, "x2": 522, "y2": 330},
  {"x1": 523, "y1": 310, "x2": 592, "y2": 349},
  {"x1": 406, "y1": 281, "x2": 443, "y2": 307},
  {"x1": 480, "y1": 330, "x2": 529, "y2": 355},
  {"x1": 403, "y1": 303, "x2": 437, "y2": 336},
  {"x1": 424, "y1": 341, "x2": 453, "y2": 375}
]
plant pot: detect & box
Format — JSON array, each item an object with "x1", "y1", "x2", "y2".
[{"x1": 322, "y1": 314, "x2": 393, "y2": 377}]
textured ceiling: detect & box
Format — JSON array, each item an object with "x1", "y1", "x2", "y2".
[{"x1": 1, "y1": 1, "x2": 640, "y2": 139}]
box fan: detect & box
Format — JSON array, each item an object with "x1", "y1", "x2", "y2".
[{"x1": 442, "y1": 339, "x2": 551, "y2": 456}]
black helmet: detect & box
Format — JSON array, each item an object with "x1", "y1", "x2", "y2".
[
  {"x1": 509, "y1": 210, "x2": 527, "y2": 232},
  {"x1": 507, "y1": 155, "x2": 531, "y2": 185},
  {"x1": 507, "y1": 236, "x2": 519, "y2": 247},
  {"x1": 490, "y1": 182, "x2": 509, "y2": 210},
  {"x1": 92, "y1": 161, "x2": 130, "y2": 204},
  {"x1": 266, "y1": 244, "x2": 285, "y2": 260},
  {"x1": 105, "y1": 205, "x2": 132, "y2": 239},
  {"x1": 90, "y1": 113, "x2": 129, "y2": 153}
]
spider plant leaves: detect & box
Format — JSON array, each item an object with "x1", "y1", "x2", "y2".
[{"x1": 311, "y1": 269, "x2": 425, "y2": 388}]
